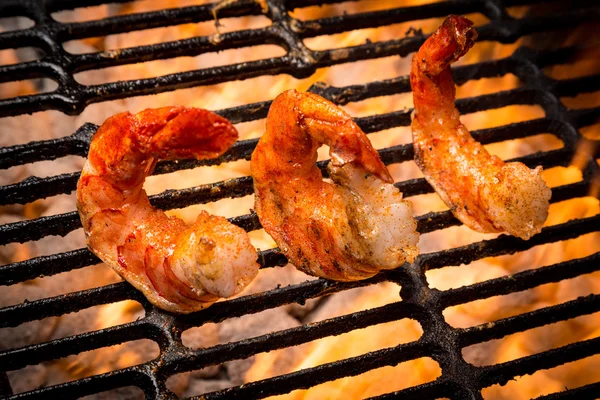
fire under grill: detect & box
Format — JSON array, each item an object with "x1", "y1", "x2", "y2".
[{"x1": 1, "y1": 0, "x2": 599, "y2": 399}]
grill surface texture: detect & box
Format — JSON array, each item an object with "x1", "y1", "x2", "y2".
[{"x1": 0, "y1": 0, "x2": 599, "y2": 399}]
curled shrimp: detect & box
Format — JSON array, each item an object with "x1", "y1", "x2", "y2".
[
  {"x1": 251, "y1": 90, "x2": 419, "y2": 281},
  {"x1": 410, "y1": 15, "x2": 551, "y2": 240},
  {"x1": 77, "y1": 107, "x2": 259, "y2": 314}
]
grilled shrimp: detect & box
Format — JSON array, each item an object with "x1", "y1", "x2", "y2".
[
  {"x1": 410, "y1": 15, "x2": 551, "y2": 239},
  {"x1": 77, "y1": 107, "x2": 259, "y2": 314},
  {"x1": 251, "y1": 90, "x2": 419, "y2": 281}
]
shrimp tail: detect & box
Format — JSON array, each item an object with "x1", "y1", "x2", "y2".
[
  {"x1": 417, "y1": 15, "x2": 477, "y2": 76},
  {"x1": 411, "y1": 15, "x2": 477, "y2": 118},
  {"x1": 89, "y1": 107, "x2": 237, "y2": 190},
  {"x1": 137, "y1": 107, "x2": 238, "y2": 160}
]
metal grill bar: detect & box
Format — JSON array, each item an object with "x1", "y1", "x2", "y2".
[
  {"x1": 0, "y1": 124, "x2": 93, "y2": 170},
  {"x1": 459, "y1": 294, "x2": 600, "y2": 347},
  {"x1": 7, "y1": 366, "x2": 156, "y2": 400},
  {"x1": 441, "y1": 253, "x2": 600, "y2": 308},
  {"x1": 197, "y1": 312, "x2": 600, "y2": 400},
  {"x1": 2, "y1": 46, "x2": 594, "y2": 195},
  {"x1": 0, "y1": 178, "x2": 593, "y2": 287},
  {"x1": 1, "y1": 0, "x2": 599, "y2": 398},
  {"x1": 0, "y1": 146, "x2": 580, "y2": 246},
  {"x1": 0, "y1": 1, "x2": 597, "y2": 117},
  {"x1": 0, "y1": 282, "x2": 137, "y2": 329},
  {"x1": 0, "y1": 110, "x2": 586, "y2": 211},
  {"x1": 373, "y1": 336, "x2": 600, "y2": 400},
  {"x1": 365, "y1": 380, "x2": 455, "y2": 400},
  {"x1": 0, "y1": 99, "x2": 585, "y2": 245},
  {"x1": 1, "y1": 215, "x2": 598, "y2": 374},
  {"x1": 197, "y1": 342, "x2": 430, "y2": 400},
  {"x1": 479, "y1": 336, "x2": 600, "y2": 387},
  {"x1": 0, "y1": 319, "x2": 155, "y2": 372},
  {"x1": 419, "y1": 214, "x2": 600, "y2": 270},
  {"x1": 170, "y1": 303, "x2": 422, "y2": 377}
]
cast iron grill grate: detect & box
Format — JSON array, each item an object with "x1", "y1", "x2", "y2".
[{"x1": 0, "y1": 0, "x2": 599, "y2": 399}]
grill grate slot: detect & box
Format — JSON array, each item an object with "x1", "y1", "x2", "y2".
[{"x1": 1, "y1": 0, "x2": 599, "y2": 399}]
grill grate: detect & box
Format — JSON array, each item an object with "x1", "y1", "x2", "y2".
[{"x1": 1, "y1": 0, "x2": 600, "y2": 399}]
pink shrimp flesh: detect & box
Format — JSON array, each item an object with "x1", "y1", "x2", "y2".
[
  {"x1": 77, "y1": 107, "x2": 260, "y2": 314},
  {"x1": 251, "y1": 90, "x2": 419, "y2": 281},
  {"x1": 410, "y1": 15, "x2": 551, "y2": 240}
]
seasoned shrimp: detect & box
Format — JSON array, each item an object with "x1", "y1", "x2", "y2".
[
  {"x1": 251, "y1": 90, "x2": 419, "y2": 281},
  {"x1": 77, "y1": 107, "x2": 259, "y2": 314},
  {"x1": 410, "y1": 15, "x2": 551, "y2": 239}
]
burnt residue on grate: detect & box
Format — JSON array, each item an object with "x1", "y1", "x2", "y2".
[{"x1": 1, "y1": 0, "x2": 600, "y2": 399}]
